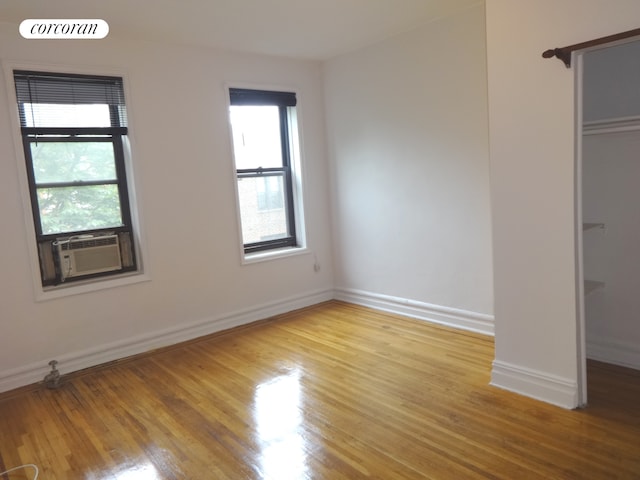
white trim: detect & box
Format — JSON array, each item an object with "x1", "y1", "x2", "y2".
[
  {"x1": 491, "y1": 360, "x2": 579, "y2": 409},
  {"x1": 574, "y1": 51, "x2": 588, "y2": 407},
  {"x1": 243, "y1": 246, "x2": 310, "y2": 265},
  {"x1": 38, "y1": 271, "x2": 151, "y2": 301},
  {"x1": 0, "y1": 288, "x2": 334, "y2": 393},
  {"x1": 587, "y1": 336, "x2": 640, "y2": 371},
  {"x1": 334, "y1": 288, "x2": 494, "y2": 336}
]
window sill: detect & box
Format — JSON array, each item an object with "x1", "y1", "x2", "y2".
[
  {"x1": 242, "y1": 246, "x2": 309, "y2": 265},
  {"x1": 36, "y1": 270, "x2": 150, "y2": 302}
]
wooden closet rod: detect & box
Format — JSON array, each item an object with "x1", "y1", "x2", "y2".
[{"x1": 542, "y1": 27, "x2": 640, "y2": 68}]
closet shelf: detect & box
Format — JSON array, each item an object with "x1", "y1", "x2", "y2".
[
  {"x1": 583, "y1": 222, "x2": 605, "y2": 232},
  {"x1": 584, "y1": 280, "x2": 605, "y2": 296}
]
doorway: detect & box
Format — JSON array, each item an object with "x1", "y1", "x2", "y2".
[{"x1": 575, "y1": 38, "x2": 640, "y2": 406}]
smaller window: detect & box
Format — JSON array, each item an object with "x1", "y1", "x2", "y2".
[{"x1": 229, "y1": 88, "x2": 303, "y2": 255}]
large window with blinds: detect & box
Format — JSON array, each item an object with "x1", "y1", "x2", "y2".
[
  {"x1": 13, "y1": 70, "x2": 137, "y2": 285},
  {"x1": 228, "y1": 88, "x2": 303, "y2": 255}
]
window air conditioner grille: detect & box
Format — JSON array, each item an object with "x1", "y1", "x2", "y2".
[
  {"x1": 59, "y1": 236, "x2": 119, "y2": 251},
  {"x1": 56, "y1": 235, "x2": 122, "y2": 280}
]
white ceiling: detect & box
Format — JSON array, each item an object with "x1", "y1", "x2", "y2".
[{"x1": 0, "y1": 0, "x2": 481, "y2": 60}]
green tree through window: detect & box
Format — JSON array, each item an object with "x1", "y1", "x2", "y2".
[{"x1": 30, "y1": 141, "x2": 123, "y2": 234}]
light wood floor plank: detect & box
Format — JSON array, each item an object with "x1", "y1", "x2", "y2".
[{"x1": 1, "y1": 300, "x2": 639, "y2": 479}]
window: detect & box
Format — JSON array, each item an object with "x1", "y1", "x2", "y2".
[
  {"x1": 13, "y1": 70, "x2": 137, "y2": 285},
  {"x1": 229, "y1": 88, "x2": 302, "y2": 255}
]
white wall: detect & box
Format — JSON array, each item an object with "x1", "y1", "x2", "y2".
[
  {"x1": 324, "y1": 3, "x2": 493, "y2": 333},
  {"x1": 0, "y1": 24, "x2": 334, "y2": 391},
  {"x1": 486, "y1": 0, "x2": 640, "y2": 408}
]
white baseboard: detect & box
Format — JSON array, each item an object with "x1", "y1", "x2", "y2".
[
  {"x1": 587, "y1": 336, "x2": 640, "y2": 370},
  {"x1": 334, "y1": 288, "x2": 494, "y2": 336},
  {"x1": 0, "y1": 288, "x2": 334, "y2": 394},
  {"x1": 491, "y1": 360, "x2": 579, "y2": 409}
]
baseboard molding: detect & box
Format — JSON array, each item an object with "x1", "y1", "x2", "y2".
[
  {"x1": 334, "y1": 288, "x2": 494, "y2": 336},
  {"x1": 587, "y1": 336, "x2": 640, "y2": 370},
  {"x1": 0, "y1": 288, "x2": 334, "y2": 394},
  {"x1": 491, "y1": 360, "x2": 579, "y2": 409}
]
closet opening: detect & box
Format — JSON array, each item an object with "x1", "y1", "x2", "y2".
[{"x1": 575, "y1": 36, "x2": 640, "y2": 406}]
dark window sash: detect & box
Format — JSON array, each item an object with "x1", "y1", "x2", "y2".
[
  {"x1": 14, "y1": 70, "x2": 137, "y2": 286},
  {"x1": 230, "y1": 89, "x2": 299, "y2": 255},
  {"x1": 237, "y1": 167, "x2": 298, "y2": 254},
  {"x1": 22, "y1": 132, "x2": 133, "y2": 241},
  {"x1": 35, "y1": 180, "x2": 119, "y2": 189},
  {"x1": 244, "y1": 237, "x2": 297, "y2": 254},
  {"x1": 21, "y1": 127, "x2": 127, "y2": 136},
  {"x1": 237, "y1": 167, "x2": 288, "y2": 177}
]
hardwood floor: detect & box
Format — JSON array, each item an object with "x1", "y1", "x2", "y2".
[{"x1": 1, "y1": 301, "x2": 639, "y2": 479}]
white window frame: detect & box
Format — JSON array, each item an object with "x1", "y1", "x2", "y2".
[
  {"x1": 225, "y1": 83, "x2": 308, "y2": 265},
  {"x1": 3, "y1": 62, "x2": 150, "y2": 301}
]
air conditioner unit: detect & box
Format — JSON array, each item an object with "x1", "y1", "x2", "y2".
[{"x1": 56, "y1": 235, "x2": 122, "y2": 281}]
